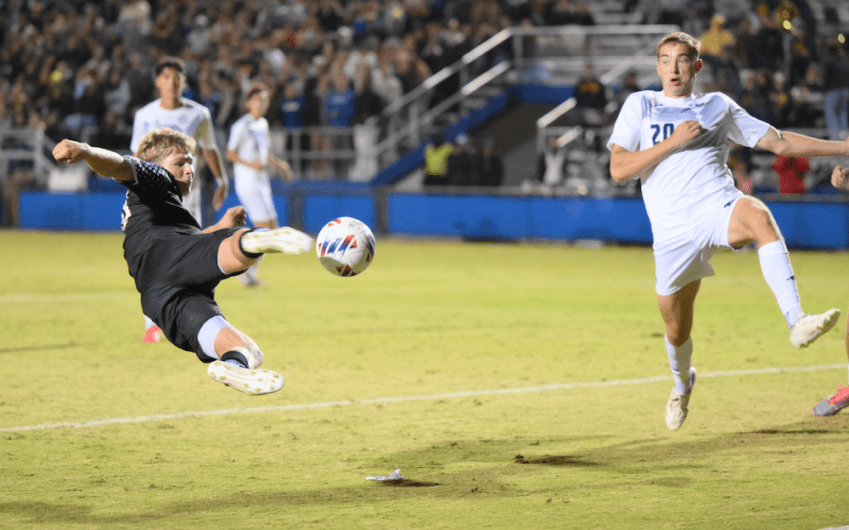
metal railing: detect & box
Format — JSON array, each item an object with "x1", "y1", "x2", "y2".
[{"x1": 0, "y1": 129, "x2": 54, "y2": 185}]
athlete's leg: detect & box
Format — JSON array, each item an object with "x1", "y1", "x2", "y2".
[
  {"x1": 217, "y1": 226, "x2": 313, "y2": 275},
  {"x1": 728, "y1": 196, "x2": 838, "y2": 346},
  {"x1": 198, "y1": 315, "x2": 283, "y2": 395},
  {"x1": 238, "y1": 219, "x2": 276, "y2": 286},
  {"x1": 658, "y1": 280, "x2": 700, "y2": 430},
  {"x1": 658, "y1": 279, "x2": 700, "y2": 348}
]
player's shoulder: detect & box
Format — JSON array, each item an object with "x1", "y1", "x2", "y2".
[
  {"x1": 619, "y1": 90, "x2": 662, "y2": 115},
  {"x1": 135, "y1": 99, "x2": 163, "y2": 117},
  {"x1": 180, "y1": 98, "x2": 212, "y2": 117}
]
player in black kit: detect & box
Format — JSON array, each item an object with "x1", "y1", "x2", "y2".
[{"x1": 52, "y1": 128, "x2": 314, "y2": 395}]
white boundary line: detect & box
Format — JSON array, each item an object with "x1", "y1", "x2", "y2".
[{"x1": 2, "y1": 364, "x2": 844, "y2": 434}]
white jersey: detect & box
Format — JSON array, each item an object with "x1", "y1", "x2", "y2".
[
  {"x1": 227, "y1": 113, "x2": 271, "y2": 179},
  {"x1": 227, "y1": 113, "x2": 277, "y2": 224},
  {"x1": 131, "y1": 98, "x2": 219, "y2": 225},
  {"x1": 607, "y1": 90, "x2": 770, "y2": 245}
]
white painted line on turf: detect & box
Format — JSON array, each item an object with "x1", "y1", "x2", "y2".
[{"x1": 1, "y1": 363, "x2": 845, "y2": 434}]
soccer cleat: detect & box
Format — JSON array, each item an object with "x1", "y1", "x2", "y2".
[
  {"x1": 241, "y1": 227, "x2": 313, "y2": 256},
  {"x1": 143, "y1": 325, "x2": 162, "y2": 344},
  {"x1": 790, "y1": 309, "x2": 840, "y2": 349},
  {"x1": 207, "y1": 360, "x2": 284, "y2": 395},
  {"x1": 666, "y1": 367, "x2": 697, "y2": 431},
  {"x1": 812, "y1": 383, "x2": 849, "y2": 417}
]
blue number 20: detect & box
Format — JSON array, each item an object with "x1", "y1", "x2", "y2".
[{"x1": 651, "y1": 123, "x2": 676, "y2": 145}]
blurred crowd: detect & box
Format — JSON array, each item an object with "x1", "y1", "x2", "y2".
[
  {"x1": 0, "y1": 0, "x2": 596, "y2": 150},
  {"x1": 0, "y1": 0, "x2": 847, "y2": 175}
]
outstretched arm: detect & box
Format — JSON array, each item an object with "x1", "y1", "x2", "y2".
[
  {"x1": 52, "y1": 140, "x2": 134, "y2": 181},
  {"x1": 270, "y1": 154, "x2": 293, "y2": 181},
  {"x1": 609, "y1": 120, "x2": 704, "y2": 183},
  {"x1": 756, "y1": 126, "x2": 849, "y2": 158}
]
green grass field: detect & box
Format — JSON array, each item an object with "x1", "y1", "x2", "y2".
[{"x1": 2, "y1": 230, "x2": 849, "y2": 529}]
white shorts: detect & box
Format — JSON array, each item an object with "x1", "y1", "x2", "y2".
[
  {"x1": 653, "y1": 192, "x2": 742, "y2": 296},
  {"x1": 234, "y1": 172, "x2": 277, "y2": 225}
]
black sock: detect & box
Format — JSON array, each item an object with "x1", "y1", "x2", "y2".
[
  {"x1": 238, "y1": 228, "x2": 264, "y2": 259},
  {"x1": 221, "y1": 350, "x2": 249, "y2": 368}
]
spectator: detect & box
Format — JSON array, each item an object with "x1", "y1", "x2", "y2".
[
  {"x1": 279, "y1": 77, "x2": 311, "y2": 171},
  {"x1": 823, "y1": 43, "x2": 849, "y2": 141},
  {"x1": 476, "y1": 137, "x2": 504, "y2": 187},
  {"x1": 769, "y1": 72, "x2": 792, "y2": 128},
  {"x1": 571, "y1": 2, "x2": 596, "y2": 26},
  {"x1": 573, "y1": 63, "x2": 608, "y2": 127},
  {"x1": 772, "y1": 155, "x2": 810, "y2": 194},
  {"x1": 710, "y1": 44, "x2": 743, "y2": 99},
  {"x1": 446, "y1": 133, "x2": 476, "y2": 186},
  {"x1": 788, "y1": 62, "x2": 825, "y2": 128},
  {"x1": 733, "y1": 17, "x2": 758, "y2": 71},
  {"x1": 615, "y1": 70, "x2": 641, "y2": 109},
  {"x1": 393, "y1": 46, "x2": 430, "y2": 95},
  {"x1": 546, "y1": 0, "x2": 575, "y2": 26},
  {"x1": 538, "y1": 135, "x2": 568, "y2": 187},
  {"x1": 752, "y1": 8, "x2": 784, "y2": 71},
  {"x1": 322, "y1": 68, "x2": 357, "y2": 178},
  {"x1": 423, "y1": 133, "x2": 454, "y2": 186},
  {"x1": 700, "y1": 15, "x2": 735, "y2": 69}
]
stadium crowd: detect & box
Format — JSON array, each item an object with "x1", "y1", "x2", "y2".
[{"x1": 0, "y1": 0, "x2": 847, "y2": 181}]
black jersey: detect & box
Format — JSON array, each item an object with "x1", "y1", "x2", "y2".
[
  {"x1": 119, "y1": 156, "x2": 201, "y2": 283},
  {"x1": 117, "y1": 156, "x2": 242, "y2": 357}
]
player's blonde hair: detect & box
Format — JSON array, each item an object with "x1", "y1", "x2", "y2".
[
  {"x1": 134, "y1": 128, "x2": 197, "y2": 164},
  {"x1": 656, "y1": 32, "x2": 701, "y2": 61}
]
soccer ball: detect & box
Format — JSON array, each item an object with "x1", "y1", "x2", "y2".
[{"x1": 315, "y1": 217, "x2": 376, "y2": 277}]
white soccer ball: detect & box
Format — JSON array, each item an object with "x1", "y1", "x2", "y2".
[{"x1": 315, "y1": 217, "x2": 376, "y2": 277}]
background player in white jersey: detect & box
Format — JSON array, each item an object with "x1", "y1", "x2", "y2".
[
  {"x1": 131, "y1": 56, "x2": 229, "y2": 343},
  {"x1": 226, "y1": 82, "x2": 294, "y2": 287},
  {"x1": 607, "y1": 32, "x2": 849, "y2": 431}
]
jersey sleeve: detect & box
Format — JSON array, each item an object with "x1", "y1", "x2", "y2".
[
  {"x1": 227, "y1": 117, "x2": 246, "y2": 152},
  {"x1": 119, "y1": 155, "x2": 178, "y2": 195},
  {"x1": 724, "y1": 94, "x2": 771, "y2": 148},
  {"x1": 194, "y1": 106, "x2": 217, "y2": 150},
  {"x1": 607, "y1": 92, "x2": 644, "y2": 152}
]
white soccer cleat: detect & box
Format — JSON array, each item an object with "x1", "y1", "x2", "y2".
[
  {"x1": 241, "y1": 227, "x2": 314, "y2": 256},
  {"x1": 666, "y1": 367, "x2": 696, "y2": 431},
  {"x1": 207, "y1": 360, "x2": 285, "y2": 395},
  {"x1": 790, "y1": 309, "x2": 840, "y2": 349}
]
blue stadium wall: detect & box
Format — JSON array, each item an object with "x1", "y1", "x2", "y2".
[{"x1": 18, "y1": 187, "x2": 849, "y2": 249}]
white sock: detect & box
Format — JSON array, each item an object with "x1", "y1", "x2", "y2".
[
  {"x1": 144, "y1": 314, "x2": 157, "y2": 329},
  {"x1": 666, "y1": 335, "x2": 693, "y2": 394},
  {"x1": 758, "y1": 240, "x2": 803, "y2": 328}
]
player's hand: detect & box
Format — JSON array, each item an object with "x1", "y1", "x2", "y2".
[
  {"x1": 52, "y1": 139, "x2": 89, "y2": 164},
  {"x1": 213, "y1": 182, "x2": 228, "y2": 210},
  {"x1": 277, "y1": 160, "x2": 294, "y2": 181},
  {"x1": 220, "y1": 205, "x2": 247, "y2": 228},
  {"x1": 669, "y1": 120, "x2": 703, "y2": 148},
  {"x1": 831, "y1": 166, "x2": 849, "y2": 190}
]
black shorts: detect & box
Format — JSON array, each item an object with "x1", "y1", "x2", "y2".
[{"x1": 137, "y1": 227, "x2": 244, "y2": 359}]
